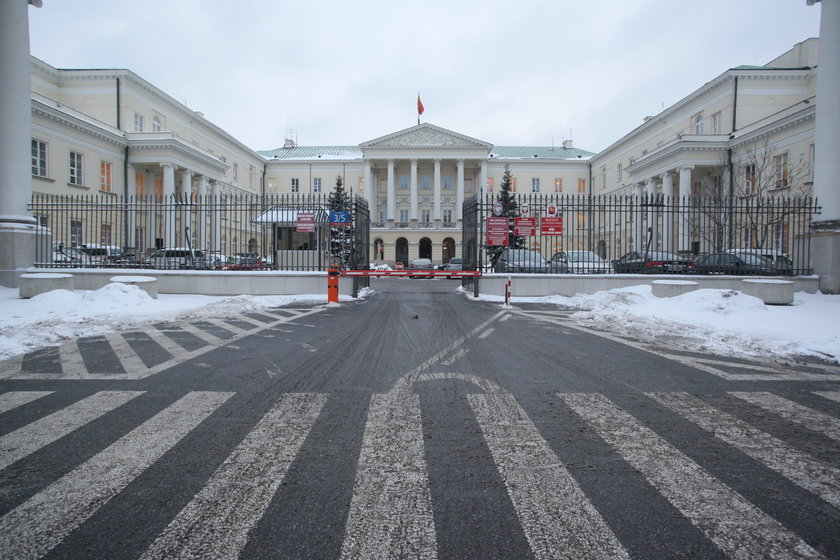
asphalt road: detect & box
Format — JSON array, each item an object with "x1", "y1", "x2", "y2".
[{"x1": 1, "y1": 278, "x2": 839, "y2": 559}]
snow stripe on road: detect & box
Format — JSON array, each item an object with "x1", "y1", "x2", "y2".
[
  {"x1": 560, "y1": 392, "x2": 823, "y2": 560},
  {"x1": 469, "y1": 393, "x2": 629, "y2": 560},
  {"x1": 141, "y1": 393, "x2": 326, "y2": 560},
  {"x1": 814, "y1": 391, "x2": 840, "y2": 403},
  {"x1": 0, "y1": 391, "x2": 233, "y2": 559},
  {"x1": 730, "y1": 392, "x2": 840, "y2": 442},
  {"x1": 0, "y1": 391, "x2": 144, "y2": 471},
  {"x1": 0, "y1": 391, "x2": 52, "y2": 415},
  {"x1": 340, "y1": 392, "x2": 437, "y2": 560},
  {"x1": 649, "y1": 392, "x2": 840, "y2": 509}
]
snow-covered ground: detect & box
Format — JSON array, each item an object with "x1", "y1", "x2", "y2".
[{"x1": 1, "y1": 283, "x2": 839, "y2": 364}]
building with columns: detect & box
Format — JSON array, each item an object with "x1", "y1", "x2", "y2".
[
  {"x1": 590, "y1": 38, "x2": 818, "y2": 256},
  {"x1": 260, "y1": 124, "x2": 592, "y2": 265}
]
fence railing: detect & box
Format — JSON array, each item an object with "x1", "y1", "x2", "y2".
[
  {"x1": 466, "y1": 193, "x2": 819, "y2": 276},
  {"x1": 30, "y1": 193, "x2": 369, "y2": 272}
]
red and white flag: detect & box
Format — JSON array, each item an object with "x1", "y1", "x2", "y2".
[{"x1": 417, "y1": 94, "x2": 425, "y2": 116}]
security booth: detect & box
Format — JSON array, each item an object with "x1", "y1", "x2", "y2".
[{"x1": 252, "y1": 206, "x2": 329, "y2": 270}]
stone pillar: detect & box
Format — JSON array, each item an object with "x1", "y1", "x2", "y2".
[
  {"x1": 409, "y1": 159, "x2": 418, "y2": 223},
  {"x1": 645, "y1": 178, "x2": 657, "y2": 250},
  {"x1": 0, "y1": 0, "x2": 41, "y2": 287},
  {"x1": 197, "y1": 175, "x2": 208, "y2": 251},
  {"x1": 808, "y1": 0, "x2": 840, "y2": 293},
  {"x1": 456, "y1": 159, "x2": 465, "y2": 220},
  {"x1": 661, "y1": 172, "x2": 674, "y2": 252},
  {"x1": 162, "y1": 164, "x2": 176, "y2": 248},
  {"x1": 678, "y1": 166, "x2": 694, "y2": 253},
  {"x1": 386, "y1": 160, "x2": 396, "y2": 223},
  {"x1": 364, "y1": 160, "x2": 374, "y2": 208},
  {"x1": 210, "y1": 179, "x2": 220, "y2": 252},
  {"x1": 433, "y1": 159, "x2": 442, "y2": 223}
]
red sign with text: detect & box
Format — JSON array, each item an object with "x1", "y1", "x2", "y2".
[
  {"x1": 540, "y1": 216, "x2": 563, "y2": 235},
  {"x1": 296, "y1": 212, "x2": 316, "y2": 232},
  {"x1": 514, "y1": 216, "x2": 536, "y2": 237},
  {"x1": 486, "y1": 217, "x2": 510, "y2": 246}
]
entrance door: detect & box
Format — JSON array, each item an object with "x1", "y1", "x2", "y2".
[
  {"x1": 419, "y1": 237, "x2": 432, "y2": 260},
  {"x1": 395, "y1": 237, "x2": 408, "y2": 267}
]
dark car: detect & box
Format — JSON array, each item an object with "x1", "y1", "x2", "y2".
[
  {"x1": 611, "y1": 251, "x2": 694, "y2": 274},
  {"x1": 494, "y1": 249, "x2": 564, "y2": 273},
  {"x1": 223, "y1": 256, "x2": 265, "y2": 271},
  {"x1": 693, "y1": 253, "x2": 783, "y2": 275}
]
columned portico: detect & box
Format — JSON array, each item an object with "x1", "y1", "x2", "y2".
[
  {"x1": 409, "y1": 159, "x2": 419, "y2": 223},
  {"x1": 386, "y1": 160, "x2": 396, "y2": 224},
  {"x1": 433, "y1": 159, "x2": 442, "y2": 223}
]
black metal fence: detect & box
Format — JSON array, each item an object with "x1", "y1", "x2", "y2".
[
  {"x1": 466, "y1": 193, "x2": 819, "y2": 276},
  {"x1": 30, "y1": 193, "x2": 370, "y2": 274}
]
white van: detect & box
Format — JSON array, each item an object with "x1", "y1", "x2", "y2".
[
  {"x1": 79, "y1": 244, "x2": 125, "y2": 266},
  {"x1": 145, "y1": 248, "x2": 203, "y2": 269}
]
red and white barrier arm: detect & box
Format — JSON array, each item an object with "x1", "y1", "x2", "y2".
[{"x1": 340, "y1": 270, "x2": 481, "y2": 277}]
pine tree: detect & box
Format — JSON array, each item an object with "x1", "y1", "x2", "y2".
[
  {"x1": 328, "y1": 176, "x2": 351, "y2": 267},
  {"x1": 497, "y1": 164, "x2": 525, "y2": 249}
]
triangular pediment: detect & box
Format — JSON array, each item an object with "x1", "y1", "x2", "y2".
[{"x1": 360, "y1": 123, "x2": 493, "y2": 151}]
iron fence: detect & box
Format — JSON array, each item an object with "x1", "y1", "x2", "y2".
[
  {"x1": 471, "y1": 193, "x2": 819, "y2": 276},
  {"x1": 30, "y1": 193, "x2": 369, "y2": 273}
]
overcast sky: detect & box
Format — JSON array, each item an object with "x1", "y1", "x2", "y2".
[{"x1": 27, "y1": 0, "x2": 821, "y2": 154}]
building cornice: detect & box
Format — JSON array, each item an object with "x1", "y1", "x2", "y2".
[
  {"x1": 625, "y1": 136, "x2": 729, "y2": 176},
  {"x1": 31, "y1": 96, "x2": 125, "y2": 147},
  {"x1": 126, "y1": 133, "x2": 230, "y2": 174}
]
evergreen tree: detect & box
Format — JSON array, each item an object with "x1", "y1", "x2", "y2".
[
  {"x1": 328, "y1": 176, "x2": 351, "y2": 266},
  {"x1": 488, "y1": 164, "x2": 525, "y2": 265}
]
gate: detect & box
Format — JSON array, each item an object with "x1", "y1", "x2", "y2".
[{"x1": 461, "y1": 196, "x2": 481, "y2": 296}]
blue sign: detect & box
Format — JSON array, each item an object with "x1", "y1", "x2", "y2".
[{"x1": 329, "y1": 211, "x2": 351, "y2": 225}]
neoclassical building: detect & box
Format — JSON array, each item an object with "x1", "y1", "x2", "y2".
[{"x1": 24, "y1": 38, "x2": 824, "y2": 265}]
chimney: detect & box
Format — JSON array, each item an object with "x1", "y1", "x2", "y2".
[{"x1": 562, "y1": 139, "x2": 574, "y2": 149}]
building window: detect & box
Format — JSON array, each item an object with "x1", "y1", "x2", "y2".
[
  {"x1": 69, "y1": 151, "x2": 83, "y2": 185},
  {"x1": 291, "y1": 178, "x2": 299, "y2": 193},
  {"x1": 421, "y1": 209, "x2": 430, "y2": 222},
  {"x1": 100, "y1": 161, "x2": 112, "y2": 192},
  {"x1": 399, "y1": 209, "x2": 409, "y2": 223},
  {"x1": 379, "y1": 210, "x2": 387, "y2": 223},
  {"x1": 809, "y1": 143, "x2": 815, "y2": 182},
  {"x1": 712, "y1": 111, "x2": 721, "y2": 134},
  {"x1": 577, "y1": 178, "x2": 586, "y2": 193},
  {"x1": 233, "y1": 163, "x2": 239, "y2": 181},
  {"x1": 443, "y1": 209, "x2": 452, "y2": 223},
  {"x1": 510, "y1": 178, "x2": 517, "y2": 192},
  {"x1": 577, "y1": 212, "x2": 586, "y2": 229},
  {"x1": 531, "y1": 178, "x2": 540, "y2": 193},
  {"x1": 134, "y1": 113, "x2": 144, "y2": 132},
  {"x1": 554, "y1": 178, "x2": 563, "y2": 192},
  {"x1": 152, "y1": 116, "x2": 161, "y2": 132},
  {"x1": 31, "y1": 139, "x2": 47, "y2": 177},
  {"x1": 774, "y1": 153, "x2": 789, "y2": 188},
  {"x1": 616, "y1": 163, "x2": 622, "y2": 182},
  {"x1": 694, "y1": 114, "x2": 704, "y2": 135},
  {"x1": 444, "y1": 175, "x2": 453, "y2": 190},
  {"x1": 70, "y1": 219, "x2": 83, "y2": 247},
  {"x1": 399, "y1": 175, "x2": 408, "y2": 190},
  {"x1": 100, "y1": 223, "x2": 112, "y2": 245},
  {"x1": 744, "y1": 164, "x2": 757, "y2": 194},
  {"x1": 421, "y1": 175, "x2": 431, "y2": 190},
  {"x1": 486, "y1": 177, "x2": 493, "y2": 192},
  {"x1": 313, "y1": 177, "x2": 322, "y2": 192},
  {"x1": 601, "y1": 166, "x2": 607, "y2": 189},
  {"x1": 135, "y1": 172, "x2": 145, "y2": 198}
]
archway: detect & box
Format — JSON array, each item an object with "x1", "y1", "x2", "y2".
[
  {"x1": 395, "y1": 237, "x2": 408, "y2": 266},
  {"x1": 442, "y1": 237, "x2": 456, "y2": 263},
  {"x1": 419, "y1": 237, "x2": 432, "y2": 260}
]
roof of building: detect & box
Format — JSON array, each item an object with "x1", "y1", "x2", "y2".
[
  {"x1": 258, "y1": 145, "x2": 363, "y2": 160},
  {"x1": 490, "y1": 146, "x2": 594, "y2": 160}
]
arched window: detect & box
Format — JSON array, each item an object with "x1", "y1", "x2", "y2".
[
  {"x1": 694, "y1": 114, "x2": 704, "y2": 135},
  {"x1": 419, "y1": 237, "x2": 432, "y2": 260},
  {"x1": 395, "y1": 238, "x2": 409, "y2": 267},
  {"x1": 442, "y1": 237, "x2": 456, "y2": 262}
]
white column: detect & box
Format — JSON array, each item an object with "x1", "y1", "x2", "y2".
[
  {"x1": 197, "y1": 175, "x2": 208, "y2": 251},
  {"x1": 409, "y1": 159, "x2": 419, "y2": 222},
  {"x1": 480, "y1": 160, "x2": 488, "y2": 198},
  {"x1": 162, "y1": 164, "x2": 176, "y2": 248},
  {"x1": 210, "y1": 179, "x2": 221, "y2": 252},
  {"x1": 634, "y1": 183, "x2": 645, "y2": 251},
  {"x1": 177, "y1": 169, "x2": 192, "y2": 247},
  {"x1": 433, "y1": 159, "x2": 442, "y2": 222},
  {"x1": 456, "y1": 159, "x2": 465, "y2": 220},
  {"x1": 145, "y1": 170, "x2": 156, "y2": 251},
  {"x1": 364, "y1": 161, "x2": 374, "y2": 208},
  {"x1": 127, "y1": 164, "x2": 137, "y2": 249},
  {"x1": 0, "y1": 0, "x2": 40, "y2": 287},
  {"x1": 808, "y1": 0, "x2": 840, "y2": 293},
  {"x1": 678, "y1": 166, "x2": 694, "y2": 252},
  {"x1": 645, "y1": 178, "x2": 657, "y2": 250},
  {"x1": 386, "y1": 160, "x2": 396, "y2": 223},
  {"x1": 661, "y1": 172, "x2": 674, "y2": 252}
]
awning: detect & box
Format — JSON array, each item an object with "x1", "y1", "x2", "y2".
[{"x1": 251, "y1": 206, "x2": 328, "y2": 225}]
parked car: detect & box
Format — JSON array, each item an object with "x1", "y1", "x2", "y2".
[
  {"x1": 53, "y1": 243, "x2": 92, "y2": 267},
  {"x1": 195, "y1": 253, "x2": 227, "y2": 270},
  {"x1": 611, "y1": 251, "x2": 694, "y2": 274},
  {"x1": 144, "y1": 248, "x2": 204, "y2": 269},
  {"x1": 408, "y1": 257, "x2": 433, "y2": 277},
  {"x1": 442, "y1": 257, "x2": 463, "y2": 278},
  {"x1": 494, "y1": 249, "x2": 563, "y2": 273},
  {"x1": 550, "y1": 250, "x2": 611, "y2": 274},
  {"x1": 727, "y1": 249, "x2": 793, "y2": 274},
  {"x1": 223, "y1": 255, "x2": 265, "y2": 271},
  {"x1": 694, "y1": 253, "x2": 784, "y2": 275},
  {"x1": 78, "y1": 244, "x2": 126, "y2": 267}
]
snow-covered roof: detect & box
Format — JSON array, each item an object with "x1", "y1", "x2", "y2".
[{"x1": 259, "y1": 146, "x2": 362, "y2": 161}]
